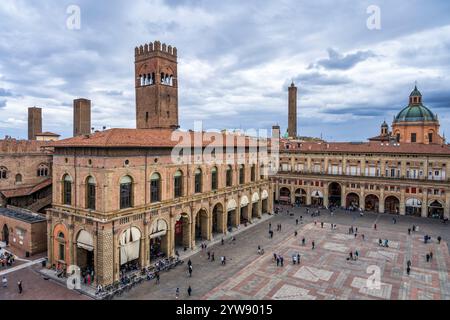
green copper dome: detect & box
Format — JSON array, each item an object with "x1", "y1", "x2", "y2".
[{"x1": 394, "y1": 86, "x2": 437, "y2": 123}]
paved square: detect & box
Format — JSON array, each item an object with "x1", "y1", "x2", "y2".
[{"x1": 203, "y1": 223, "x2": 450, "y2": 300}]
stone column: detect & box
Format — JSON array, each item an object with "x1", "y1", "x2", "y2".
[
  {"x1": 360, "y1": 186, "x2": 365, "y2": 210},
  {"x1": 306, "y1": 183, "x2": 312, "y2": 205},
  {"x1": 139, "y1": 235, "x2": 146, "y2": 268},
  {"x1": 47, "y1": 218, "x2": 54, "y2": 268},
  {"x1": 379, "y1": 188, "x2": 385, "y2": 213},
  {"x1": 96, "y1": 227, "x2": 114, "y2": 286},
  {"x1": 400, "y1": 187, "x2": 406, "y2": 215},
  {"x1": 422, "y1": 189, "x2": 428, "y2": 218},
  {"x1": 323, "y1": 183, "x2": 329, "y2": 208},
  {"x1": 190, "y1": 216, "x2": 196, "y2": 248},
  {"x1": 290, "y1": 185, "x2": 295, "y2": 204},
  {"x1": 341, "y1": 184, "x2": 346, "y2": 207},
  {"x1": 445, "y1": 191, "x2": 450, "y2": 219}
]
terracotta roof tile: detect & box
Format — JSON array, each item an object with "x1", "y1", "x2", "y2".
[
  {"x1": 0, "y1": 178, "x2": 52, "y2": 198},
  {"x1": 48, "y1": 128, "x2": 258, "y2": 148}
]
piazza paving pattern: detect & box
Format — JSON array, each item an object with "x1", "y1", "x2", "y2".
[{"x1": 202, "y1": 223, "x2": 450, "y2": 300}]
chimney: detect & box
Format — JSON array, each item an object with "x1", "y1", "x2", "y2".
[
  {"x1": 28, "y1": 107, "x2": 42, "y2": 140},
  {"x1": 73, "y1": 98, "x2": 92, "y2": 137}
]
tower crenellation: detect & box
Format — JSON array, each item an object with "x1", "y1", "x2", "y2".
[{"x1": 135, "y1": 40, "x2": 179, "y2": 130}]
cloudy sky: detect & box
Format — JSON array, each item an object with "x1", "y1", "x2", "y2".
[{"x1": 0, "y1": 0, "x2": 449, "y2": 141}]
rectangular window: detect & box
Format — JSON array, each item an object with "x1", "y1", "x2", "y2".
[
  {"x1": 87, "y1": 183, "x2": 96, "y2": 210},
  {"x1": 195, "y1": 174, "x2": 202, "y2": 193},
  {"x1": 251, "y1": 166, "x2": 256, "y2": 182},
  {"x1": 150, "y1": 179, "x2": 160, "y2": 202},
  {"x1": 226, "y1": 169, "x2": 232, "y2": 187},
  {"x1": 63, "y1": 181, "x2": 72, "y2": 205},
  {"x1": 120, "y1": 183, "x2": 132, "y2": 209},
  {"x1": 174, "y1": 176, "x2": 183, "y2": 198},
  {"x1": 59, "y1": 243, "x2": 65, "y2": 261},
  {"x1": 411, "y1": 133, "x2": 417, "y2": 143},
  {"x1": 212, "y1": 171, "x2": 218, "y2": 190},
  {"x1": 239, "y1": 167, "x2": 245, "y2": 184},
  {"x1": 428, "y1": 133, "x2": 433, "y2": 143}
]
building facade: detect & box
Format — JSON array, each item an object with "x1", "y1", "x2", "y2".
[
  {"x1": 274, "y1": 86, "x2": 450, "y2": 220},
  {"x1": 45, "y1": 42, "x2": 273, "y2": 286}
]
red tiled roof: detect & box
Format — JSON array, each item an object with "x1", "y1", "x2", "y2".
[
  {"x1": 282, "y1": 141, "x2": 450, "y2": 155},
  {"x1": 0, "y1": 178, "x2": 52, "y2": 198},
  {"x1": 48, "y1": 128, "x2": 258, "y2": 148}
]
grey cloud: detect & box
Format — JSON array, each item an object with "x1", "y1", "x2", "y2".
[
  {"x1": 0, "y1": 88, "x2": 13, "y2": 97},
  {"x1": 312, "y1": 48, "x2": 377, "y2": 70},
  {"x1": 289, "y1": 71, "x2": 351, "y2": 87},
  {"x1": 0, "y1": 100, "x2": 6, "y2": 108}
]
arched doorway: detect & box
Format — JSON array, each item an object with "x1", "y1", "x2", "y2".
[
  {"x1": 149, "y1": 219, "x2": 169, "y2": 260},
  {"x1": 295, "y1": 188, "x2": 307, "y2": 205},
  {"x1": 428, "y1": 200, "x2": 444, "y2": 219},
  {"x1": 365, "y1": 195, "x2": 379, "y2": 212},
  {"x1": 261, "y1": 190, "x2": 269, "y2": 214},
  {"x1": 119, "y1": 227, "x2": 141, "y2": 272},
  {"x1": 195, "y1": 209, "x2": 209, "y2": 241},
  {"x1": 385, "y1": 196, "x2": 400, "y2": 214},
  {"x1": 2, "y1": 224, "x2": 9, "y2": 246},
  {"x1": 328, "y1": 182, "x2": 341, "y2": 207},
  {"x1": 76, "y1": 230, "x2": 94, "y2": 276},
  {"x1": 240, "y1": 196, "x2": 250, "y2": 224},
  {"x1": 311, "y1": 190, "x2": 323, "y2": 206},
  {"x1": 406, "y1": 198, "x2": 422, "y2": 217},
  {"x1": 227, "y1": 199, "x2": 238, "y2": 231},
  {"x1": 175, "y1": 214, "x2": 190, "y2": 249},
  {"x1": 279, "y1": 187, "x2": 291, "y2": 204},
  {"x1": 212, "y1": 203, "x2": 224, "y2": 235},
  {"x1": 346, "y1": 193, "x2": 360, "y2": 209},
  {"x1": 251, "y1": 192, "x2": 260, "y2": 218}
]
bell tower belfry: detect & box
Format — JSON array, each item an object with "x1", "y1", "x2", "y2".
[{"x1": 135, "y1": 41, "x2": 179, "y2": 130}]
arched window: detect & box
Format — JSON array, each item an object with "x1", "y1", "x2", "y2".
[
  {"x1": 194, "y1": 168, "x2": 202, "y2": 194},
  {"x1": 58, "y1": 232, "x2": 65, "y2": 239},
  {"x1": 250, "y1": 165, "x2": 256, "y2": 182},
  {"x1": 174, "y1": 170, "x2": 183, "y2": 198},
  {"x1": 239, "y1": 165, "x2": 245, "y2": 184},
  {"x1": 62, "y1": 174, "x2": 72, "y2": 205},
  {"x1": 150, "y1": 173, "x2": 161, "y2": 203},
  {"x1": 37, "y1": 164, "x2": 49, "y2": 177},
  {"x1": 86, "y1": 176, "x2": 96, "y2": 210},
  {"x1": 120, "y1": 176, "x2": 133, "y2": 209},
  {"x1": 260, "y1": 164, "x2": 265, "y2": 179},
  {"x1": 0, "y1": 167, "x2": 8, "y2": 180},
  {"x1": 226, "y1": 165, "x2": 233, "y2": 187},
  {"x1": 211, "y1": 167, "x2": 218, "y2": 190},
  {"x1": 15, "y1": 174, "x2": 22, "y2": 183}
]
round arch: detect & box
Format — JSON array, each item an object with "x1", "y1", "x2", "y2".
[
  {"x1": 384, "y1": 196, "x2": 400, "y2": 214},
  {"x1": 364, "y1": 194, "x2": 379, "y2": 212},
  {"x1": 405, "y1": 198, "x2": 422, "y2": 217},
  {"x1": 428, "y1": 200, "x2": 444, "y2": 219},
  {"x1": 279, "y1": 187, "x2": 291, "y2": 204},
  {"x1": 328, "y1": 182, "x2": 342, "y2": 207},
  {"x1": 345, "y1": 193, "x2": 360, "y2": 209},
  {"x1": 119, "y1": 226, "x2": 142, "y2": 267}
]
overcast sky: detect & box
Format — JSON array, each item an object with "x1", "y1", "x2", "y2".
[{"x1": 0, "y1": 0, "x2": 449, "y2": 141}]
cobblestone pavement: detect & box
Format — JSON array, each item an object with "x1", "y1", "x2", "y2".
[
  {"x1": 118, "y1": 207, "x2": 450, "y2": 300},
  {"x1": 0, "y1": 206, "x2": 448, "y2": 300}
]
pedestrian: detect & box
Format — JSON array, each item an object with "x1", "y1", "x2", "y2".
[
  {"x1": 294, "y1": 231, "x2": 298, "y2": 237},
  {"x1": 279, "y1": 224, "x2": 282, "y2": 232},
  {"x1": 176, "y1": 287, "x2": 180, "y2": 299},
  {"x1": 276, "y1": 257, "x2": 280, "y2": 266},
  {"x1": 349, "y1": 252, "x2": 353, "y2": 260},
  {"x1": 312, "y1": 241, "x2": 315, "y2": 250},
  {"x1": 374, "y1": 224, "x2": 377, "y2": 230},
  {"x1": 300, "y1": 215, "x2": 303, "y2": 221},
  {"x1": 17, "y1": 281, "x2": 22, "y2": 294},
  {"x1": 207, "y1": 251, "x2": 211, "y2": 260},
  {"x1": 296, "y1": 219, "x2": 299, "y2": 225},
  {"x1": 437, "y1": 236, "x2": 442, "y2": 244},
  {"x1": 2, "y1": 276, "x2": 7, "y2": 288},
  {"x1": 280, "y1": 256, "x2": 284, "y2": 267},
  {"x1": 156, "y1": 272, "x2": 160, "y2": 284},
  {"x1": 408, "y1": 228, "x2": 411, "y2": 235},
  {"x1": 354, "y1": 233, "x2": 357, "y2": 238},
  {"x1": 362, "y1": 234, "x2": 365, "y2": 241},
  {"x1": 221, "y1": 256, "x2": 225, "y2": 265},
  {"x1": 269, "y1": 223, "x2": 272, "y2": 230},
  {"x1": 426, "y1": 254, "x2": 430, "y2": 262},
  {"x1": 355, "y1": 250, "x2": 359, "y2": 260},
  {"x1": 321, "y1": 222, "x2": 324, "y2": 228},
  {"x1": 223, "y1": 256, "x2": 226, "y2": 265},
  {"x1": 406, "y1": 266, "x2": 411, "y2": 275},
  {"x1": 189, "y1": 265, "x2": 193, "y2": 277},
  {"x1": 355, "y1": 227, "x2": 358, "y2": 233},
  {"x1": 270, "y1": 230, "x2": 274, "y2": 239},
  {"x1": 211, "y1": 252, "x2": 215, "y2": 261},
  {"x1": 407, "y1": 260, "x2": 411, "y2": 268},
  {"x1": 221, "y1": 238, "x2": 224, "y2": 245},
  {"x1": 297, "y1": 253, "x2": 301, "y2": 264},
  {"x1": 302, "y1": 238, "x2": 306, "y2": 246},
  {"x1": 273, "y1": 253, "x2": 277, "y2": 262},
  {"x1": 187, "y1": 259, "x2": 192, "y2": 267},
  {"x1": 187, "y1": 286, "x2": 192, "y2": 297}
]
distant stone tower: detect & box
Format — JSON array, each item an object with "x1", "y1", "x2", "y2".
[
  {"x1": 134, "y1": 41, "x2": 179, "y2": 130},
  {"x1": 28, "y1": 107, "x2": 42, "y2": 140},
  {"x1": 73, "y1": 98, "x2": 91, "y2": 136},
  {"x1": 288, "y1": 82, "x2": 297, "y2": 138}
]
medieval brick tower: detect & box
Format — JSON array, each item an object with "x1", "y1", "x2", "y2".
[
  {"x1": 288, "y1": 82, "x2": 297, "y2": 138},
  {"x1": 28, "y1": 107, "x2": 42, "y2": 140},
  {"x1": 134, "y1": 41, "x2": 179, "y2": 130},
  {"x1": 73, "y1": 98, "x2": 91, "y2": 136}
]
